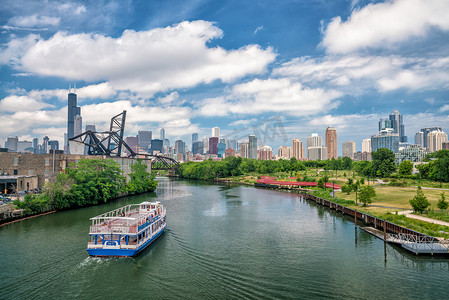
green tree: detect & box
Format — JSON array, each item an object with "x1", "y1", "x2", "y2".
[
  {"x1": 398, "y1": 160, "x2": 413, "y2": 176},
  {"x1": 341, "y1": 184, "x2": 351, "y2": 195},
  {"x1": 358, "y1": 186, "x2": 376, "y2": 207},
  {"x1": 437, "y1": 192, "x2": 449, "y2": 210},
  {"x1": 342, "y1": 156, "x2": 353, "y2": 170},
  {"x1": 409, "y1": 186, "x2": 430, "y2": 213},
  {"x1": 127, "y1": 159, "x2": 158, "y2": 194},
  {"x1": 317, "y1": 178, "x2": 325, "y2": 189},
  {"x1": 372, "y1": 148, "x2": 396, "y2": 177}
]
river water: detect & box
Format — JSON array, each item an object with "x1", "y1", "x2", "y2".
[{"x1": 1, "y1": 177, "x2": 448, "y2": 299}]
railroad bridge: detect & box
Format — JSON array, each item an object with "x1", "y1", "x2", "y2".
[{"x1": 69, "y1": 111, "x2": 180, "y2": 174}]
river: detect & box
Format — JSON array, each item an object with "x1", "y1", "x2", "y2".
[{"x1": 1, "y1": 177, "x2": 448, "y2": 299}]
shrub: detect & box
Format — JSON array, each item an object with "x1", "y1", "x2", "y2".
[
  {"x1": 437, "y1": 192, "x2": 449, "y2": 210},
  {"x1": 409, "y1": 186, "x2": 430, "y2": 213}
]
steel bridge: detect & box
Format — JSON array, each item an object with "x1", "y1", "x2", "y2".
[{"x1": 69, "y1": 111, "x2": 180, "y2": 173}]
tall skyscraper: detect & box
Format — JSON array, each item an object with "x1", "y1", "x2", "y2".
[
  {"x1": 277, "y1": 146, "x2": 290, "y2": 159},
  {"x1": 325, "y1": 127, "x2": 337, "y2": 159},
  {"x1": 420, "y1": 127, "x2": 442, "y2": 148},
  {"x1": 192, "y1": 133, "x2": 199, "y2": 149},
  {"x1": 175, "y1": 140, "x2": 186, "y2": 154},
  {"x1": 6, "y1": 137, "x2": 18, "y2": 152},
  {"x1": 292, "y1": 139, "x2": 305, "y2": 160},
  {"x1": 240, "y1": 142, "x2": 249, "y2": 158},
  {"x1": 427, "y1": 129, "x2": 448, "y2": 152},
  {"x1": 248, "y1": 135, "x2": 257, "y2": 159},
  {"x1": 160, "y1": 128, "x2": 165, "y2": 140},
  {"x1": 307, "y1": 133, "x2": 322, "y2": 148},
  {"x1": 33, "y1": 138, "x2": 38, "y2": 154},
  {"x1": 202, "y1": 136, "x2": 209, "y2": 153},
  {"x1": 67, "y1": 90, "x2": 81, "y2": 153},
  {"x1": 307, "y1": 146, "x2": 327, "y2": 161},
  {"x1": 209, "y1": 137, "x2": 219, "y2": 155},
  {"x1": 414, "y1": 132, "x2": 424, "y2": 147},
  {"x1": 389, "y1": 110, "x2": 407, "y2": 143},
  {"x1": 138, "y1": 130, "x2": 152, "y2": 151},
  {"x1": 362, "y1": 138, "x2": 371, "y2": 153},
  {"x1": 212, "y1": 127, "x2": 220, "y2": 138},
  {"x1": 342, "y1": 141, "x2": 356, "y2": 158},
  {"x1": 43, "y1": 136, "x2": 49, "y2": 154},
  {"x1": 48, "y1": 140, "x2": 59, "y2": 151},
  {"x1": 192, "y1": 141, "x2": 204, "y2": 155},
  {"x1": 74, "y1": 115, "x2": 83, "y2": 137}
]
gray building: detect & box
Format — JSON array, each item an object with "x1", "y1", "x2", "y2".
[
  {"x1": 192, "y1": 141, "x2": 204, "y2": 155},
  {"x1": 395, "y1": 145, "x2": 428, "y2": 164},
  {"x1": 67, "y1": 91, "x2": 81, "y2": 153},
  {"x1": 307, "y1": 146, "x2": 327, "y2": 161},
  {"x1": 371, "y1": 129, "x2": 399, "y2": 153},
  {"x1": 138, "y1": 130, "x2": 152, "y2": 151},
  {"x1": 175, "y1": 140, "x2": 186, "y2": 154},
  {"x1": 420, "y1": 127, "x2": 442, "y2": 148},
  {"x1": 6, "y1": 137, "x2": 18, "y2": 152},
  {"x1": 248, "y1": 135, "x2": 257, "y2": 159},
  {"x1": 342, "y1": 141, "x2": 356, "y2": 158}
]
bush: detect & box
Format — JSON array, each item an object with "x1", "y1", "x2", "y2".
[
  {"x1": 409, "y1": 186, "x2": 430, "y2": 213},
  {"x1": 437, "y1": 192, "x2": 449, "y2": 210}
]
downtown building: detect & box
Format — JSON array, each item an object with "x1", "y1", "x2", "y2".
[
  {"x1": 292, "y1": 139, "x2": 305, "y2": 160},
  {"x1": 248, "y1": 135, "x2": 257, "y2": 159},
  {"x1": 325, "y1": 127, "x2": 337, "y2": 160},
  {"x1": 427, "y1": 129, "x2": 448, "y2": 152},
  {"x1": 307, "y1": 134, "x2": 326, "y2": 160},
  {"x1": 342, "y1": 141, "x2": 356, "y2": 159},
  {"x1": 371, "y1": 129, "x2": 399, "y2": 153},
  {"x1": 66, "y1": 90, "x2": 81, "y2": 154}
]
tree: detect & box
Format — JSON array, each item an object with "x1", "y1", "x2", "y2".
[
  {"x1": 372, "y1": 148, "x2": 396, "y2": 177},
  {"x1": 317, "y1": 178, "x2": 325, "y2": 189},
  {"x1": 437, "y1": 192, "x2": 449, "y2": 210},
  {"x1": 409, "y1": 186, "x2": 430, "y2": 213},
  {"x1": 342, "y1": 156, "x2": 353, "y2": 170},
  {"x1": 398, "y1": 160, "x2": 413, "y2": 176},
  {"x1": 127, "y1": 159, "x2": 158, "y2": 194},
  {"x1": 358, "y1": 186, "x2": 376, "y2": 207}
]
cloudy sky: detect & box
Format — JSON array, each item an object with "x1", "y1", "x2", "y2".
[{"x1": 1, "y1": 0, "x2": 448, "y2": 154}]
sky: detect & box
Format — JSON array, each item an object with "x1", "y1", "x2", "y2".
[{"x1": 1, "y1": 0, "x2": 448, "y2": 155}]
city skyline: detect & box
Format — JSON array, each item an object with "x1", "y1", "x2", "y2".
[{"x1": 1, "y1": 0, "x2": 449, "y2": 154}]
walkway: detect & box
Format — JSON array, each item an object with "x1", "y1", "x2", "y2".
[{"x1": 398, "y1": 210, "x2": 449, "y2": 227}]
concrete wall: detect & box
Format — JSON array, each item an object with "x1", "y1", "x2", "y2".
[{"x1": 0, "y1": 153, "x2": 152, "y2": 188}]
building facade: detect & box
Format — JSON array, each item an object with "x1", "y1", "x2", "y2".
[
  {"x1": 67, "y1": 91, "x2": 81, "y2": 153},
  {"x1": 307, "y1": 146, "x2": 327, "y2": 161},
  {"x1": 325, "y1": 127, "x2": 337, "y2": 159},
  {"x1": 212, "y1": 127, "x2": 220, "y2": 138},
  {"x1": 292, "y1": 138, "x2": 305, "y2": 160},
  {"x1": 342, "y1": 141, "x2": 356, "y2": 158},
  {"x1": 248, "y1": 135, "x2": 257, "y2": 159},
  {"x1": 427, "y1": 129, "x2": 448, "y2": 152},
  {"x1": 371, "y1": 129, "x2": 399, "y2": 153},
  {"x1": 362, "y1": 138, "x2": 371, "y2": 153},
  {"x1": 395, "y1": 145, "x2": 428, "y2": 164}
]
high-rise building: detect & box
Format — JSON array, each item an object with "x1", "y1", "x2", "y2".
[
  {"x1": 175, "y1": 140, "x2": 186, "y2": 154},
  {"x1": 217, "y1": 142, "x2": 226, "y2": 158},
  {"x1": 371, "y1": 129, "x2": 399, "y2": 153},
  {"x1": 209, "y1": 137, "x2": 219, "y2": 155},
  {"x1": 258, "y1": 146, "x2": 273, "y2": 160},
  {"x1": 192, "y1": 133, "x2": 199, "y2": 149},
  {"x1": 124, "y1": 136, "x2": 138, "y2": 155},
  {"x1": 17, "y1": 141, "x2": 33, "y2": 153},
  {"x1": 248, "y1": 135, "x2": 257, "y2": 159},
  {"x1": 160, "y1": 128, "x2": 165, "y2": 140},
  {"x1": 307, "y1": 133, "x2": 322, "y2": 148},
  {"x1": 442, "y1": 141, "x2": 449, "y2": 150},
  {"x1": 325, "y1": 127, "x2": 337, "y2": 159},
  {"x1": 277, "y1": 146, "x2": 291, "y2": 159},
  {"x1": 86, "y1": 124, "x2": 96, "y2": 132},
  {"x1": 389, "y1": 110, "x2": 407, "y2": 143},
  {"x1": 228, "y1": 139, "x2": 237, "y2": 151},
  {"x1": 362, "y1": 138, "x2": 371, "y2": 153},
  {"x1": 48, "y1": 140, "x2": 59, "y2": 151},
  {"x1": 307, "y1": 146, "x2": 327, "y2": 161},
  {"x1": 395, "y1": 144, "x2": 428, "y2": 164},
  {"x1": 342, "y1": 141, "x2": 356, "y2": 158},
  {"x1": 33, "y1": 138, "x2": 38, "y2": 154},
  {"x1": 212, "y1": 127, "x2": 220, "y2": 138},
  {"x1": 138, "y1": 130, "x2": 152, "y2": 151},
  {"x1": 202, "y1": 136, "x2": 209, "y2": 153},
  {"x1": 74, "y1": 115, "x2": 83, "y2": 137},
  {"x1": 6, "y1": 137, "x2": 18, "y2": 152},
  {"x1": 150, "y1": 139, "x2": 163, "y2": 154},
  {"x1": 43, "y1": 136, "x2": 49, "y2": 154},
  {"x1": 67, "y1": 90, "x2": 81, "y2": 153},
  {"x1": 240, "y1": 142, "x2": 249, "y2": 158},
  {"x1": 378, "y1": 118, "x2": 392, "y2": 131},
  {"x1": 420, "y1": 127, "x2": 442, "y2": 148},
  {"x1": 414, "y1": 132, "x2": 424, "y2": 147},
  {"x1": 192, "y1": 141, "x2": 204, "y2": 155},
  {"x1": 427, "y1": 130, "x2": 448, "y2": 153},
  {"x1": 292, "y1": 139, "x2": 305, "y2": 160}
]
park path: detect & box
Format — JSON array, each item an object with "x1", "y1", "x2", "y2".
[{"x1": 397, "y1": 210, "x2": 449, "y2": 227}]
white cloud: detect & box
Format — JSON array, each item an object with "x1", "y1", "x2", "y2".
[
  {"x1": 253, "y1": 26, "x2": 263, "y2": 35},
  {"x1": 229, "y1": 118, "x2": 258, "y2": 126},
  {"x1": 274, "y1": 55, "x2": 449, "y2": 92},
  {"x1": 0, "y1": 95, "x2": 53, "y2": 112},
  {"x1": 56, "y1": 3, "x2": 87, "y2": 15},
  {"x1": 440, "y1": 104, "x2": 449, "y2": 112},
  {"x1": 8, "y1": 15, "x2": 60, "y2": 28},
  {"x1": 323, "y1": 0, "x2": 449, "y2": 53},
  {"x1": 1, "y1": 21, "x2": 276, "y2": 97},
  {"x1": 157, "y1": 92, "x2": 180, "y2": 105},
  {"x1": 197, "y1": 78, "x2": 342, "y2": 117}
]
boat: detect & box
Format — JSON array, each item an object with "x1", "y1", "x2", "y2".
[{"x1": 87, "y1": 201, "x2": 166, "y2": 257}]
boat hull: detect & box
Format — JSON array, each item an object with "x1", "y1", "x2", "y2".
[{"x1": 87, "y1": 224, "x2": 166, "y2": 257}]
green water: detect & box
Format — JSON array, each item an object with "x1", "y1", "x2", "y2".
[{"x1": 1, "y1": 177, "x2": 448, "y2": 299}]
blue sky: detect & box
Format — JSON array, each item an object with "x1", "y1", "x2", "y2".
[{"x1": 1, "y1": 0, "x2": 448, "y2": 155}]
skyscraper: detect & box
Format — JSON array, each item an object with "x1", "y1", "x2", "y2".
[
  {"x1": 414, "y1": 132, "x2": 424, "y2": 147},
  {"x1": 240, "y1": 142, "x2": 249, "y2": 158},
  {"x1": 307, "y1": 133, "x2": 322, "y2": 148},
  {"x1": 307, "y1": 146, "x2": 327, "y2": 161},
  {"x1": 248, "y1": 135, "x2": 257, "y2": 159},
  {"x1": 202, "y1": 136, "x2": 209, "y2": 153},
  {"x1": 420, "y1": 127, "x2": 442, "y2": 148},
  {"x1": 371, "y1": 129, "x2": 399, "y2": 153},
  {"x1": 43, "y1": 136, "x2": 49, "y2": 154},
  {"x1": 192, "y1": 133, "x2": 198, "y2": 149},
  {"x1": 67, "y1": 90, "x2": 81, "y2": 153},
  {"x1": 362, "y1": 138, "x2": 371, "y2": 153},
  {"x1": 138, "y1": 130, "x2": 152, "y2": 151},
  {"x1": 209, "y1": 137, "x2": 219, "y2": 155},
  {"x1": 175, "y1": 140, "x2": 186, "y2": 154},
  {"x1": 74, "y1": 115, "x2": 83, "y2": 137},
  {"x1": 427, "y1": 129, "x2": 448, "y2": 152},
  {"x1": 325, "y1": 127, "x2": 337, "y2": 159},
  {"x1": 342, "y1": 141, "x2": 356, "y2": 158},
  {"x1": 212, "y1": 127, "x2": 220, "y2": 138},
  {"x1": 160, "y1": 128, "x2": 165, "y2": 140},
  {"x1": 389, "y1": 110, "x2": 407, "y2": 143},
  {"x1": 292, "y1": 139, "x2": 305, "y2": 160}
]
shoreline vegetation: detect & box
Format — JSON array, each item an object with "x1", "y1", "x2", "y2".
[
  {"x1": 178, "y1": 153, "x2": 449, "y2": 239},
  {"x1": 0, "y1": 158, "x2": 158, "y2": 225}
]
